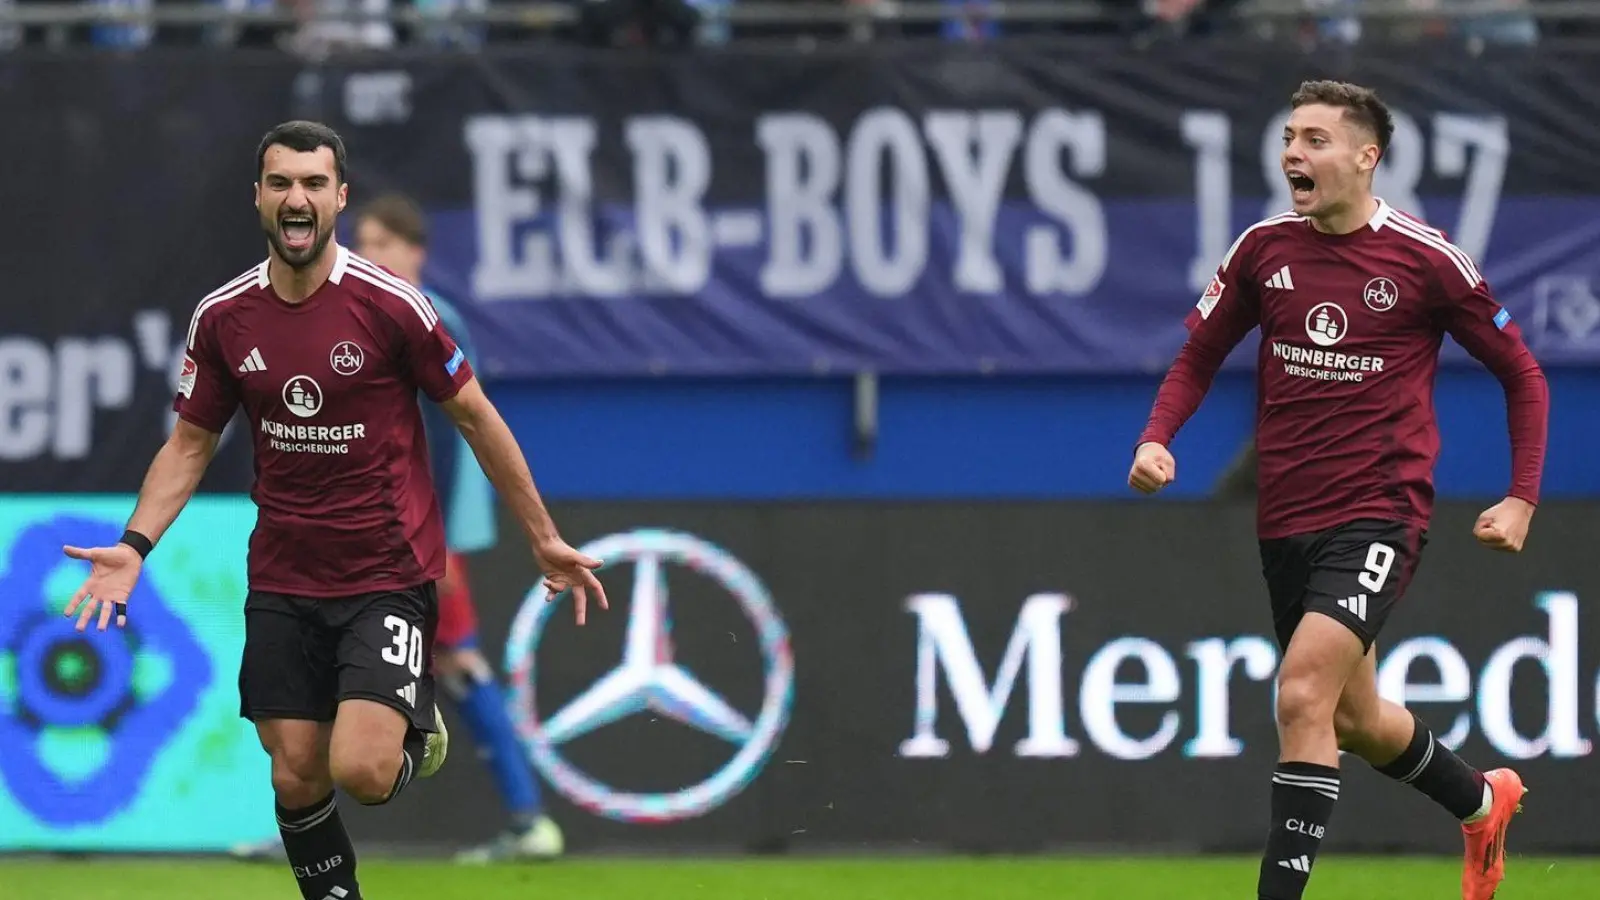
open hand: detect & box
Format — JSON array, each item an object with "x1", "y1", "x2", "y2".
[
  {"x1": 61, "y1": 543, "x2": 144, "y2": 631},
  {"x1": 536, "y1": 538, "x2": 608, "y2": 626},
  {"x1": 1473, "y1": 497, "x2": 1535, "y2": 553}
]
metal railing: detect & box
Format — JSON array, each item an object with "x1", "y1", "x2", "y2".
[{"x1": 0, "y1": 0, "x2": 1594, "y2": 31}]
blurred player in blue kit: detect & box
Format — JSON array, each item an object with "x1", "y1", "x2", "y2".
[
  {"x1": 236, "y1": 192, "x2": 564, "y2": 863},
  {"x1": 352, "y1": 193, "x2": 565, "y2": 863}
]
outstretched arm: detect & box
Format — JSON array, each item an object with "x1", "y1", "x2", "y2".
[
  {"x1": 63, "y1": 419, "x2": 221, "y2": 630},
  {"x1": 440, "y1": 378, "x2": 557, "y2": 547},
  {"x1": 124, "y1": 420, "x2": 221, "y2": 544},
  {"x1": 439, "y1": 378, "x2": 609, "y2": 623}
]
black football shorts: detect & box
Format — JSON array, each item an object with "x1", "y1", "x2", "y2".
[
  {"x1": 1258, "y1": 518, "x2": 1427, "y2": 653},
  {"x1": 239, "y1": 583, "x2": 439, "y2": 734}
]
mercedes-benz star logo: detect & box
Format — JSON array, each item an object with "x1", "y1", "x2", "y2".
[{"x1": 504, "y1": 529, "x2": 795, "y2": 824}]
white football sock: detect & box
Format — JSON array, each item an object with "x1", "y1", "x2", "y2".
[{"x1": 1463, "y1": 781, "x2": 1494, "y2": 824}]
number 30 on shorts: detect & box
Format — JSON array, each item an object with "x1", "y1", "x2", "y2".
[
  {"x1": 1357, "y1": 542, "x2": 1396, "y2": 593},
  {"x1": 381, "y1": 615, "x2": 425, "y2": 678}
]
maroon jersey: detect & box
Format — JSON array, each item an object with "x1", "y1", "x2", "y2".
[
  {"x1": 174, "y1": 245, "x2": 475, "y2": 596},
  {"x1": 1139, "y1": 200, "x2": 1547, "y2": 539}
]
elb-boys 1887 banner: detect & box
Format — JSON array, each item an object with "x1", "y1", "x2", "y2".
[{"x1": 290, "y1": 44, "x2": 1600, "y2": 377}]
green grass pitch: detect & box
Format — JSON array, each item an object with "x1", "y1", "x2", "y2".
[{"x1": 3, "y1": 855, "x2": 1597, "y2": 899}]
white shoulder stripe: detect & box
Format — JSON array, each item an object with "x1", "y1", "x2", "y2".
[
  {"x1": 1387, "y1": 210, "x2": 1480, "y2": 279},
  {"x1": 200, "y1": 264, "x2": 262, "y2": 304},
  {"x1": 1386, "y1": 216, "x2": 1482, "y2": 288},
  {"x1": 346, "y1": 258, "x2": 439, "y2": 330},
  {"x1": 186, "y1": 263, "x2": 264, "y2": 349},
  {"x1": 1221, "y1": 212, "x2": 1306, "y2": 270}
]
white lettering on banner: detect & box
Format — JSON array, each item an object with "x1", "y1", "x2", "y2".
[
  {"x1": 344, "y1": 71, "x2": 412, "y2": 126},
  {"x1": 898, "y1": 592, "x2": 1079, "y2": 758},
  {"x1": 465, "y1": 116, "x2": 631, "y2": 299},
  {"x1": 0, "y1": 335, "x2": 138, "y2": 462},
  {"x1": 464, "y1": 107, "x2": 1505, "y2": 304},
  {"x1": 924, "y1": 110, "x2": 1024, "y2": 294},
  {"x1": 902, "y1": 590, "x2": 1595, "y2": 761},
  {"x1": 548, "y1": 119, "x2": 631, "y2": 297},
  {"x1": 628, "y1": 116, "x2": 712, "y2": 294},
  {"x1": 1376, "y1": 637, "x2": 1473, "y2": 750},
  {"x1": 1184, "y1": 636, "x2": 1278, "y2": 758},
  {"x1": 1476, "y1": 591, "x2": 1590, "y2": 759},
  {"x1": 846, "y1": 108, "x2": 930, "y2": 297},
  {"x1": 1024, "y1": 110, "x2": 1108, "y2": 295},
  {"x1": 468, "y1": 109, "x2": 1109, "y2": 302},
  {"x1": 1079, "y1": 637, "x2": 1183, "y2": 761},
  {"x1": 758, "y1": 114, "x2": 843, "y2": 297},
  {"x1": 1181, "y1": 110, "x2": 1232, "y2": 294},
  {"x1": 1261, "y1": 110, "x2": 1507, "y2": 264}
]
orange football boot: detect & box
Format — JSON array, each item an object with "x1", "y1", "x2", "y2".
[{"x1": 1461, "y1": 768, "x2": 1526, "y2": 900}]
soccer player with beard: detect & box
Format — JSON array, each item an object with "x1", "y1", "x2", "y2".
[
  {"x1": 1129, "y1": 82, "x2": 1548, "y2": 900},
  {"x1": 61, "y1": 121, "x2": 606, "y2": 900}
]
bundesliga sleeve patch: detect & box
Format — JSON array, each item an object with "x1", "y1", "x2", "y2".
[
  {"x1": 1494, "y1": 308, "x2": 1512, "y2": 330},
  {"x1": 177, "y1": 355, "x2": 197, "y2": 398},
  {"x1": 1197, "y1": 275, "x2": 1225, "y2": 319},
  {"x1": 445, "y1": 346, "x2": 465, "y2": 376}
]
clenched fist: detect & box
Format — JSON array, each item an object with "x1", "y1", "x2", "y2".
[
  {"x1": 1473, "y1": 496, "x2": 1535, "y2": 553},
  {"x1": 1128, "y1": 442, "x2": 1176, "y2": 495}
]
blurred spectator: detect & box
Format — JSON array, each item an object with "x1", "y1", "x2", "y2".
[
  {"x1": 414, "y1": 0, "x2": 488, "y2": 48},
  {"x1": 942, "y1": 0, "x2": 999, "y2": 41},
  {"x1": 0, "y1": 0, "x2": 20, "y2": 48},
  {"x1": 281, "y1": 0, "x2": 396, "y2": 55}
]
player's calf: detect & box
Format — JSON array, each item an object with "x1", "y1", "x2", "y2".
[
  {"x1": 1258, "y1": 615, "x2": 1367, "y2": 900},
  {"x1": 1370, "y1": 708, "x2": 1491, "y2": 822},
  {"x1": 258, "y1": 720, "x2": 364, "y2": 900}
]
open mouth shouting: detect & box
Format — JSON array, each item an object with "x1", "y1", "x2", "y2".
[
  {"x1": 280, "y1": 212, "x2": 317, "y2": 253},
  {"x1": 1286, "y1": 170, "x2": 1316, "y2": 206}
]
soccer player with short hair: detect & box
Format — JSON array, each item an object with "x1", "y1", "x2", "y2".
[
  {"x1": 1129, "y1": 81, "x2": 1548, "y2": 900},
  {"x1": 352, "y1": 191, "x2": 564, "y2": 862},
  {"x1": 61, "y1": 121, "x2": 605, "y2": 900}
]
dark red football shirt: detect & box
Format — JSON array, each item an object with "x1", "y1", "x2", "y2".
[
  {"x1": 174, "y1": 245, "x2": 475, "y2": 596},
  {"x1": 1139, "y1": 200, "x2": 1548, "y2": 540}
]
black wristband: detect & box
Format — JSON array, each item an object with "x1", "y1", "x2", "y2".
[{"x1": 119, "y1": 530, "x2": 154, "y2": 559}]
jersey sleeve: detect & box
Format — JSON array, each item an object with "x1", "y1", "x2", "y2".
[
  {"x1": 1137, "y1": 233, "x2": 1262, "y2": 448},
  {"x1": 1429, "y1": 248, "x2": 1549, "y2": 506},
  {"x1": 386, "y1": 288, "x2": 475, "y2": 404},
  {"x1": 172, "y1": 308, "x2": 239, "y2": 434}
]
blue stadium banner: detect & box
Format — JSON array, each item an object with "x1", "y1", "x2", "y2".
[
  {"x1": 0, "y1": 495, "x2": 276, "y2": 852},
  {"x1": 293, "y1": 45, "x2": 1600, "y2": 377},
  {"x1": 4, "y1": 45, "x2": 1600, "y2": 493}
]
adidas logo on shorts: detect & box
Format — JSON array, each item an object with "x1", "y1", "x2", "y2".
[
  {"x1": 396, "y1": 682, "x2": 416, "y2": 707},
  {"x1": 1336, "y1": 594, "x2": 1369, "y2": 621}
]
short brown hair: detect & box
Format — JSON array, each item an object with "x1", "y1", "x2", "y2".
[
  {"x1": 1290, "y1": 80, "x2": 1394, "y2": 159},
  {"x1": 355, "y1": 192, "x2": 428, "y2": 248}
]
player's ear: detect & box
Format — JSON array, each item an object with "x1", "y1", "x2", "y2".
[
  {"x1": 1358, "y1": 143, "x2": 1380, "y2": 177},
  {"x1": 337, "y1": 183, "x2": 348, "y2": 213},
  {"x1": 253, "y1": 182, "x2": 261, "y2": 210}
]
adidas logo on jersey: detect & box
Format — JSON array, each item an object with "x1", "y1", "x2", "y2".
[
  {"x1": 1278, "y1": 855, "x2": 1312, "y2": 873},
  {"x1": 1337, "y1": 594, "x2": 1369, "y2": 621},
  {"x1": 321, "y1": 888, "x2": 350, "y2": 900},
  {"x1": 396, "y1": 682, "x2": 416, "y2": 707},
  {"x1": 1267, "y1": 266, "x2": 1295, "y2": 290},
  {"x1": 238, "y1": 347, "x2": 267, "y2": 373}
]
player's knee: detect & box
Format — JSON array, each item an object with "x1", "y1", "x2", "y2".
[
  {"x1": 270, "y1": 748, "x2": 332, "y2": 808},
  {"x1": 329, "y1": 750, "x2": 396, "y2": 805},
  {"x1": 1276, "y1": 675, "x2": 1336, "y2": 732}
]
